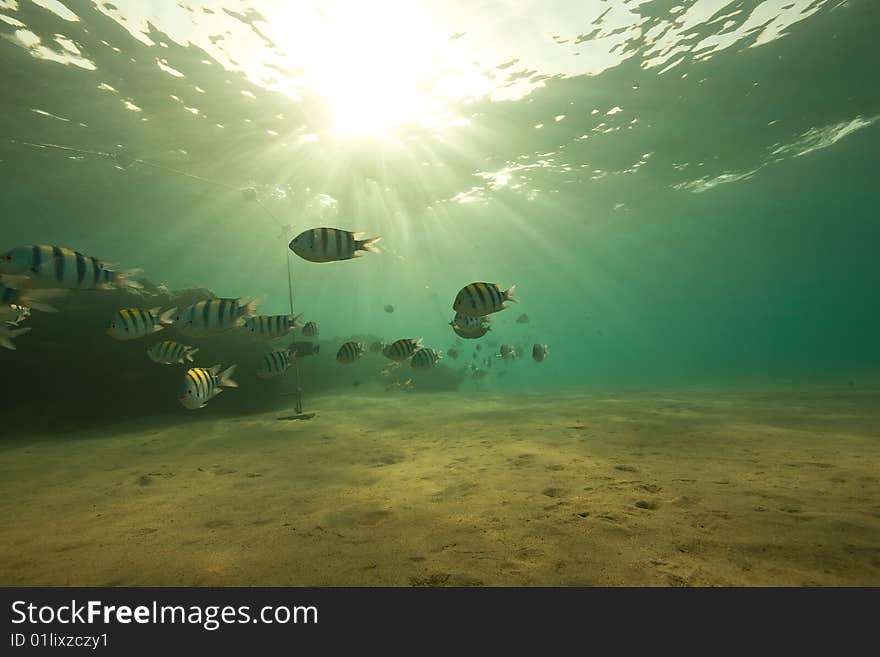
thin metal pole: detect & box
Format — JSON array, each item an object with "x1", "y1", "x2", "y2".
[
  {"x1": 286, "y1": 248, "x2": 294, "y2": 315},
  {"x1": 293, "y1": 355, "x2": 303, "y2": 414}
]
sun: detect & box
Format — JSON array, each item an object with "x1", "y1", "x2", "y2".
[{"x1": 260, "y1": 1, "x2": 449, "y2": 138}]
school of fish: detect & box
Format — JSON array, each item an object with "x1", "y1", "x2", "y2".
[{"x1": 1, "y1": 231, "x2": 549, "y2": 406}]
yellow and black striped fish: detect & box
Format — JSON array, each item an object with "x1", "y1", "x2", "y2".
[
  {"x1": 179, "y1": 364, "x2": 238, "y2": 410},
  {"x1": 0, "y1": 283, "x2": 61, "y2": 312},
  {"x1": 302, "y1": 321, "x2": 320, "y2": 337},
  {"x1": 107, "y1": 307, "x2": 176, "y2": 341},
  {"x1": 451, "y1": 323, "x2": 490, "y2": 339},
  {"x1": 452, "y1": 282, "x2": 517, "y2": 318},
  {"x1": 147, "y1": 340, "x2": 198, "y2": 365},
  {"x1": 172, "y1": 297, "x2": 261, "y2": 337},
  {"x1": 0, "y1": 245, "x2": 142, "y2": 290},
  {"x1": 242, "y1": 314, "x2": 303, "y2": 340},
  {"x1": 289, "y1": 228, "x2": 381, "y2": 263},
  {"x1": 336, "y1": 341, "x2": 364, "y2": 365},
  {"x1": 382, "y1": 338, "x2": 423, "y2": 362},
  {"x1": 257, "y1": 349, "x2": 295, "y2": 379},
  {"x1": 451, "y1": 312, "x2": 490, "y2": 330},
  {"x1": 411, "y1": 348, "x2": 442, "y2": 370},
  {"x1": 449, "y1": 312, "x2": 491, "y2": 339}
]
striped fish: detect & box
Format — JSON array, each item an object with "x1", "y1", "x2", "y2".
[
  {"x1": 499, "y1": 344, "x2": 516, "y2": 360},
  {"x1": 336, "y1": 341, "x2": 364, "y2": 365},
  {"x1": 0, "y1": 245, "x2": 142, "y2": 290},
  {"x1": 289, "y1": 227, "x2": 381, "y2": 263},
  {"x1": 452, "y1": 282, "x2": 517, "y2": 318},
  {"x1": 178, "y1": 364, "x2": 238, "y2": 410},
  {"x1": 449, "y1": 312, "x2": 491, "y2": 339},
  {"x1": 411, "y1": 348, "x2": 442, "y2": 370},
  {"x1": 257, "y1": 349, "x2": 296, "y2": 379},
  {"x1": 0, "y1": 283, "x2": 61, "y2": 312},
  {"x1": 147, "y1": 340, "x2": 198, "y2": 365},
  {"x1": 532, "y1": 344, "x2": 549, "y2": 363},
  {"x1": 242, "y1": 313, "x2": 303, "y2": 340},
  {"x1": 290, "y1": 341, "x2": 320, "y2": 357},
  {"x1": 107, "y1": 307, "x2": 176, "y2": 341},
  {"x1": 451, "y1": 312, "x2": 490, "y2": 330},
  {"x1": 301, "y1": 321, "x2": 320, "y2": 338},
  {"x1": 172, "y1": 297, "x2": 261, "y2": 337},
  {"x1": 0, "y1": 325, "x2": 30, "y2": 350},
  {"x1": 452, "y1": 323, "x2": 490, "y2": 339},
  {"x1": 383, "y1": 338, "x2": 423, "y2": 362}
]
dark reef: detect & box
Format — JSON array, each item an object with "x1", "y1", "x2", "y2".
[{"x1": 1, "y1": 280, "x2": 464, "y2": 435}]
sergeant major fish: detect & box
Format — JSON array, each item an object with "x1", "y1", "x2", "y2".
[
  {"x1": 302, "y1": 321, "x2": 320, "y2": 338},
  {"x1": 258, "y1": 349, "x2": 296, "y2": 379},
  {"x1": 179, "y1": 364, "x2": 238, "y2": 410},
  {"x1": 452, "y1": 323, "x2": 490, "y2": 340},
  {"x1": 0, "y1": 245, "x2": 142, "y2": 290},
  {"x1": 148, "y1": 340, "x2": 198, "y2": 365},
  {"x1": 172, "y1": 297, "x2": 261, "y2": 337},
  {"x1": 336, "y1": 341, "x2": 364, "y2": 365},
  {"x1": 107, "y1": 307, "x2": 176, "y2": 341},
  {"x1": 411, "y1": 348, "x2": 442, "y2": 370},
  {"x1": 452, "y1": 282, "x2": 517, "y2": 318},
  {"x1": 450, "y1": 312, "x2": 491, "y2": 339},
  {"x1": 450, "y1": 312, "x2": 490, "y2": 331},
  {"x1": 532, "y1": 343, "x2": 549, "y2": 362},
  {"x1": 383, "y1": 338, "x2": 423, "y2": 362},
  {"x1": 289, "y1": 227, "x2": 381, "y2": 263},
  {"x1": 242, "y1": 314, "x2": 303, "y2": 340}
]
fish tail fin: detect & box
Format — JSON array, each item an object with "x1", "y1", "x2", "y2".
[
  {"x1": 355, "y1": 235, "x2": 382, "y2": 255},
  {"x1": 0, "y1": 326, "x2": 31, "y2": 350},
  {"x1": 185, "y1": 347, "x2": 198, "y2": 362},
  {"x1": 292, "y1": 312, "x2": 304, "y2": 328},
  {"x1": 240, "y1": 295, "x2": 265, "y2": 317},
  {"x1": 112, "y1": 268, "x2": 143, "y2": 289},
  {"x1": 218, "y1": 364, "x2": 238, "y2": 388},
  {"x1": 159, "y1": 307, "x2": 177, "y2": 325},
  {"x1": 20, "y1": 288, "x2": 63, "y2": 312},
  {"x1": 503, "y1": 284, "x2": 518, "y2": 304}
]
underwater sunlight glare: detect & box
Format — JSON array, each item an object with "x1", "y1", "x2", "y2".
[{"x1": 265, "y1": 1, "x2": 446, "y2": 138}]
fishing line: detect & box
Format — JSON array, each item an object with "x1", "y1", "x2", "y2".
[
  {"x1": 250, "y1": 196, "x2": 296, "y2": 317},
  {"x1": 9, "y1": 136, "x2": 298, "y2": 314}
]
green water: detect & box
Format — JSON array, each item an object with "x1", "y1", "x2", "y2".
[
  {"x1": 2, "y1": 0, "x2": 879, "y2": 391},
  {"x1": 2, "y1": 1, "x2": 880, "y2": 588}
]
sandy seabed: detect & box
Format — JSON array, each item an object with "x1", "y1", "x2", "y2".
[{"x1": 1, "y1": 387, "x2": 878, "y2": 586}]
